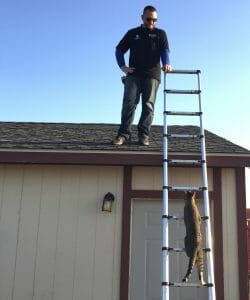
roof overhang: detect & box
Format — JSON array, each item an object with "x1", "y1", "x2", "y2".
[{"x1": 0, "y1": 149, "x2": 249, "y2": 167}]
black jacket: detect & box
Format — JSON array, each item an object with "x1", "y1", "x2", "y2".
[{"x1": 116, "y1": 25, "x2": 169, "y2": 81}]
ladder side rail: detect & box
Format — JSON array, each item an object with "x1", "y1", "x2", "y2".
[
  {"x1": 162, "y1": 72, "x2": 169, "y2": 300},
  {"x1": 197, "y1": 72, "x2": 216, "y2": 300}
]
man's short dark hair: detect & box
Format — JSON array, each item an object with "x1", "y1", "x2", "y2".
[{"x1": 143, "y1": 5, "x2": 157, "y2": 14}]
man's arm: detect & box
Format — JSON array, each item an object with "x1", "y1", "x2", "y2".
[
  {"x1": 115, "y1": 48, "x2": 125, "y2": 68},
  {"x1": 115, "y1": 48, "x2": 135, "y2": 74},
  {"x1": 115, "y1": 30, "x2": 135, "y2": 74},
  {"x1": 160, "y1": 48, "x2": 172, "y2": 72},
  {"x1": 160, "y1": 48, "x2": 170, "y2": 66},
  {"x1": 159, "y1": 29, "x2": 172, "y2": 72}
]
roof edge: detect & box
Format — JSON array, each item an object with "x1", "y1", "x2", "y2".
[{"x1": 0, "y1": 150, "x2": 249, "y2": 167}]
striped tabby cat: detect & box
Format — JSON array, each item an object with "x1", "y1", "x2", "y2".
[{"x1": 182, "y1": 191, "x2": 205, "y2": 285}]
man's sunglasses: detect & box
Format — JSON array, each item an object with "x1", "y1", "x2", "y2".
[{"x1": 146, "y1": 17, "x2": 157, "y2": 23}]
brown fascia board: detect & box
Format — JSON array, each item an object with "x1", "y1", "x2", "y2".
[
  {"x1": 0, "y1": 150, "x2": 249, "y2": 168},
  {"x1": 246, "y1": 209, "x2": 250, "y2": 220}
]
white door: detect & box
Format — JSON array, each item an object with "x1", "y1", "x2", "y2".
[{"x1": 130, "y1": 199, "x2": 208, "y2": 300}]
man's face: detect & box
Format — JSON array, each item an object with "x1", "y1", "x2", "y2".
[{"x1": 141, "y1": 10, "x2": 158, "y2": 30}]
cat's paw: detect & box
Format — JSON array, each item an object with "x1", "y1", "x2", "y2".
[
  {"x1": 199, "y1": 272, "x2": 206, "y2": 286},
  {"x1": 199, "y1": 279, "x2": 206, "y2": 286},
  {"x1": 182, "y1": 277, "x2": 188, "y2": 283}
]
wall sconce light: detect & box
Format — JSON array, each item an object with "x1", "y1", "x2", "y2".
[{"x1": 102, "y1": 192, "x2": 115, "y2": 212}]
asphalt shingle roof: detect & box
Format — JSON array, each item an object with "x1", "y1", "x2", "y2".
[{"x1": 0, "y1": 122, "x2": 249, "y2": 154}]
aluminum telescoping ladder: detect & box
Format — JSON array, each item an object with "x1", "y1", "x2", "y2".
[{"x1": 162, "y1": 70, "x2": 216, "y2": 300}]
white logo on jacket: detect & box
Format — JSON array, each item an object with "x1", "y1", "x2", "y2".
[{"x1": 148, "y1": 34, "x2": 157, "y2": 38}]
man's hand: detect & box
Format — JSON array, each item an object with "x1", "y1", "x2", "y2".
[
  {"x1": 162, "y1": 64, "x2": 172, "y2": 72},
  {"x1": 121, "y1": 66, "x2": 135, "y2": 74}
]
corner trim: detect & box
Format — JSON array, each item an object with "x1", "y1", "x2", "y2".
[
  {"x1": 119, "y1": 166, "x2": 132, "y2": 300},
  {"x1": 235, "y1": 167, "x2": 248, "y2": 300},
  {"x1": 213, "y1": 168, "x2": 224, "y2": 300}
]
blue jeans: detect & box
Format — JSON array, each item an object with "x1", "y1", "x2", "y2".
[{"x1": 118, "y1": 75, "x2": 159, "y2": 139}]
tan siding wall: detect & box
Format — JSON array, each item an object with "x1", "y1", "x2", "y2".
[
  {"x1": 221, "y1": 168, "x2": 239, "y2": 300},
  {"x1": 0, "y1": 165, "x2": 24, "y2": 300},
  {"x1": 132, "y1": 167, "x2": 214, "y2": 191},
  {"x1": 0, "y1": 165, "x2": 123, "y2": 300}
]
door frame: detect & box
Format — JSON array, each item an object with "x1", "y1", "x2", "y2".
[{"x1": 119, "y1": 166, "x2": 224, "y2": 300}]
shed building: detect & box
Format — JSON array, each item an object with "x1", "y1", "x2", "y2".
[{"x1": 0, "y1": 122, "x2": 249, "y2": 300}]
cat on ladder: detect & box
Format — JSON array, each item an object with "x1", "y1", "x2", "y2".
[{"x1": 182, "y1": 191, "x2": 206, "y2": 285}]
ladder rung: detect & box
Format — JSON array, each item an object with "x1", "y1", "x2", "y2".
[
  {"x1": 163, "y1": 215, "x2": 209, "y2": 221},
  {"x1": 165, "y1": 247, "x2": 185, "y2": 252},
  {"x1": 164, "y1": 215, "x2": 184, "y2": 220},
  {"x1": 162, "y1": 247, "x2": 211, "y2": 253},
  {"x1": 169, "y1": 69, "x2": 201, "y2": 74},
  {"x1": 164, "y1": 89, "x2": 201, "y2": 94},
  {"x1": 165, "y1": 111, "x2": 201, "y2": 116},
  {"x1": 166, "y1": 186, "x2": 207, "y2": 192},
  {"x1": 164, "y1": 282, "x2": 213, "y2": 288},
  {"x1": 167, "y1": 159, "x2": 203, "y2": 166},
  {"x1": 167, "y1": 134, "x2": 203, "y2": 139}
]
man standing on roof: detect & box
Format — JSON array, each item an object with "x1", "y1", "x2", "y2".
[{"x1": 113, "y1": 5, "x2": 172, "y2": 146}]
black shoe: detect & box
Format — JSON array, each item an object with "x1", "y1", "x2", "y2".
[{"x1": 138, "y1": 136, "x2": 149, "y2": 146}]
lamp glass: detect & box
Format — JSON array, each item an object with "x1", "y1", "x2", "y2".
[{"x1": 102, "y1": 199, "x2": 113, "y2": 212}]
